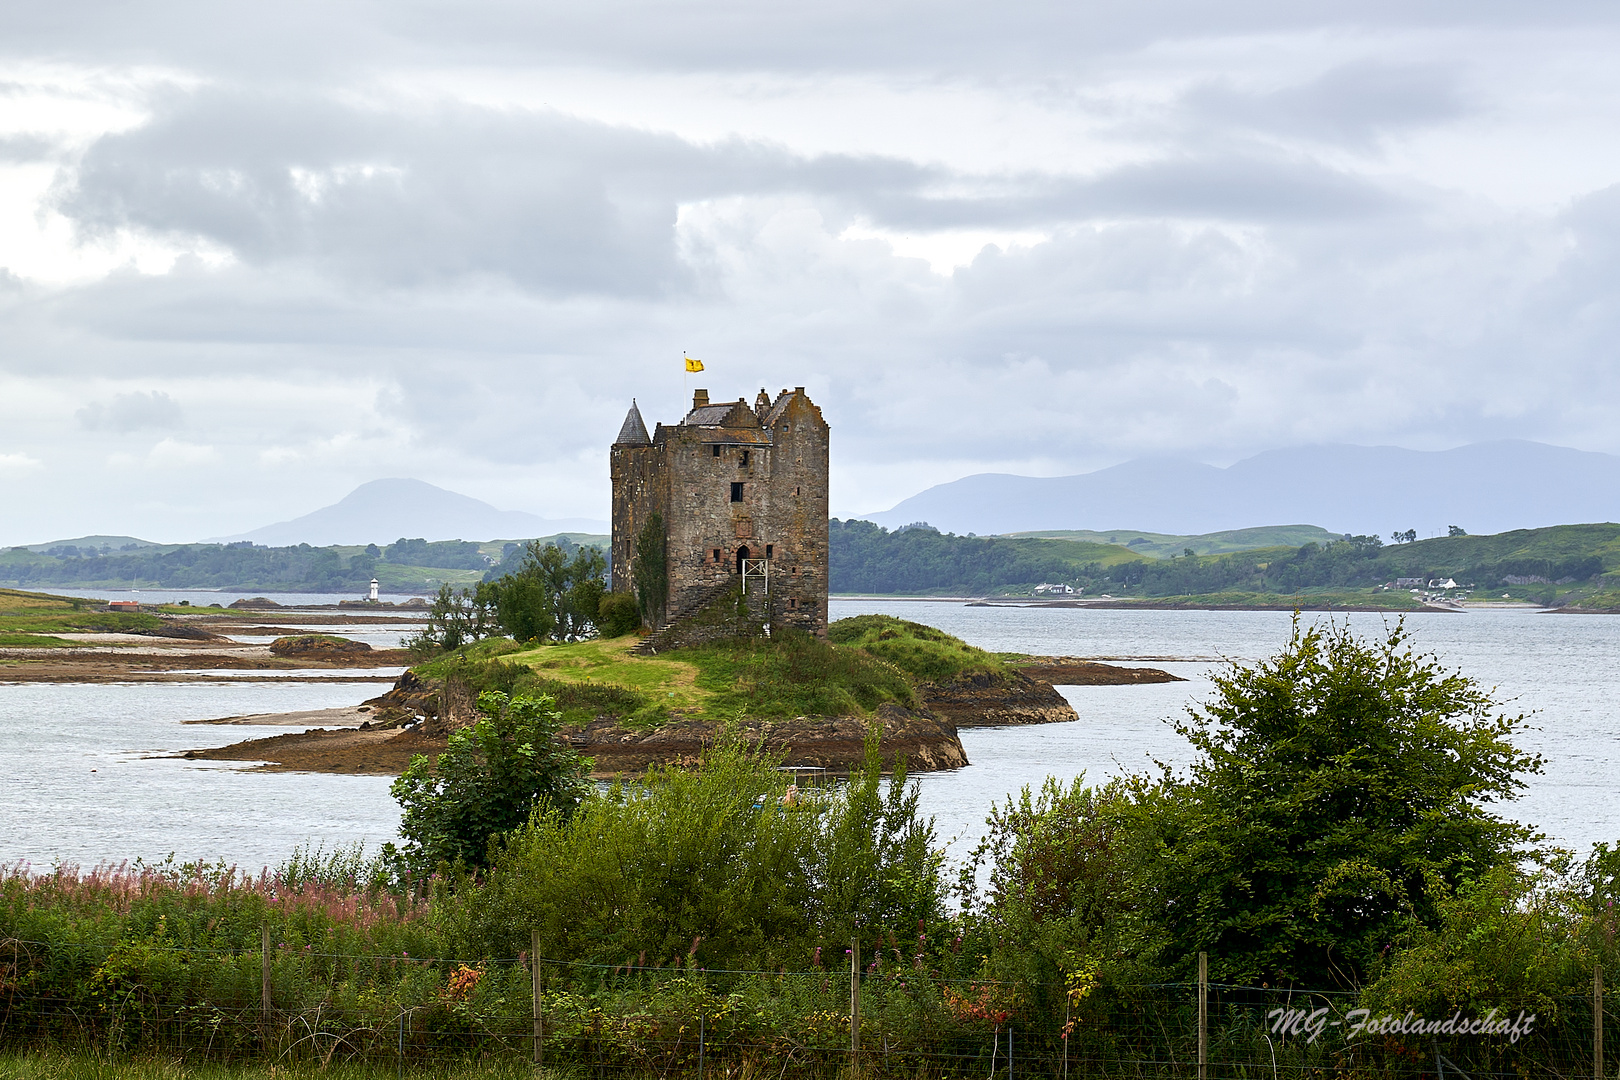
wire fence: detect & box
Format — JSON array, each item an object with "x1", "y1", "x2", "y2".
[{"x1": 0, "y1": 935, "x2": 1611, "y2": 1078}]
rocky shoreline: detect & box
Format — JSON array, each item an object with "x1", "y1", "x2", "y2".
[{"x1": 180, "y1": 657, "x2": 1183, "y2": 776}]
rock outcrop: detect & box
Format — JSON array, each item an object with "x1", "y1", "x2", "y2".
[
  {"x1": 360, "y1": 669, "x2": 440, "y2": 728},
  {"x1": 919, "y1": 670, "x2": 1079, "y2": 728},
  {"x1": 1014, "y1": 658, "x2": 1184, "y2": 685},
  {"x1": 563, "y1": 702, "x2": 966, "y2": 776},
  {"x1": 269, "y1": 635, "x2": 373, "y2": 660}
]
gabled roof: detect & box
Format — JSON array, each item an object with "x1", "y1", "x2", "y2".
[
  {"x1": 614, "y1": 400, "x2": 651, "y2": 446},
  {"x1": 683, "y1": 404, "x2": 735, "y2": 426},
  {"x1": 683, "y1": 399, "x2": 763, "y2": 429}
]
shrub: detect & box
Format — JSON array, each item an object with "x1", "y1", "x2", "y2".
[
  {"x1": 389, "y1": 691, "x2": 591, "y2": 875},
  {"x1": 597, "y1": 590, "x2": 642, "y2": 637},
  {"x1": 444, "y1": 736, "x2": 944, "y2": 971}
]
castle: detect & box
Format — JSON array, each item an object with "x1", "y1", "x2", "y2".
[{"x1": 611, "y1": 387, "x2": 830, "y2": 641}]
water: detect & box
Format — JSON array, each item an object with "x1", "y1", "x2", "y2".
[
  {"x1": 2, "y1": 603, "x2": 1615, "y2": 870},
  {"x1": 222, "y1": 625, "x2": 423, "y2": 649},
  {"x1": 35, "y1": 587, "x2": 430, "y2": 608},
  {"x1": 0, "y1": 680, "x2": 403, "y2": 872}
]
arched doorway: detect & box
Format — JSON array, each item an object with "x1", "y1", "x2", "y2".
[{"x1": 735, "y1": 545, "x2": 750, "y2": 574}]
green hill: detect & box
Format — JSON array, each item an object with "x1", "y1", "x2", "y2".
[
  {"x1": 0, "y1": 533, "x2": 606, "y2": 593},
  {"x1": 1003, "y1": 524, "x2": 1342, "y2": 558},
  {"x1": 830, "y1": 519, "x2": 1146, "y2": 594},
  {"x1": 831, "y1": 519, "x2": 1620, "y2": 603}
]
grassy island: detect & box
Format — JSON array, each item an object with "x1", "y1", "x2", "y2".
[{"x1": 410, "y1": 614, "x2": 1014, "y2": 730}]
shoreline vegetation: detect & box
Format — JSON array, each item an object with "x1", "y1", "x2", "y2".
[
  {"x1": 3, "y1": 620, "x2": 1615, "y2": 1078},
  {"x1": 8, "y1": 520, "x2": 1620, "y2": 613}
]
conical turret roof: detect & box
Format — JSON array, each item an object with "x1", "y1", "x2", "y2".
[{"x1": 615, "y1": 400, "x2": 651, "y2": 446}]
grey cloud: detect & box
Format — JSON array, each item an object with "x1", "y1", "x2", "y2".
[
  {"x1": 3, "y1": 0, "x2": 1614, "y2": 80},
  {"x1": 54, "y1": 87, "x2": 1401, "y2": 309},
  {"x1": 75, "y1": 390, "x2": 184, "y2": 432},
  {"x1": 1185, "y1": 61, "x2": 1473, "y2": 146}
]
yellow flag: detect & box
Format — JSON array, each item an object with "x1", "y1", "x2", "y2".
[{"x1": 685, "y1": 355, "x2": 704, "y2": 372}]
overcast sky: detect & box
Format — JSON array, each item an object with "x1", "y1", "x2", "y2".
[{"x1": 4, "y1": 1, "x2": 1620, "y2": 543}]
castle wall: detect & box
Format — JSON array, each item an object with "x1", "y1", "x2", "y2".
[
  {"x1": 611, "y1": 388, "x2": 829, "y2": 637},
  {"x1": 609, "y1": 442, "x2": 667, "y2": 613}
]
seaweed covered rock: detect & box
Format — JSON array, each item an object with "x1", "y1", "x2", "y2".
[{"x1": 269, "y1": 634, "x2": 372, "y2": 660}]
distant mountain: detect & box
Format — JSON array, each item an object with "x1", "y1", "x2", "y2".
[
  {"x1": 212, "y1": 479, "x2": 608, "y2": 547},
  {"x1": 866, "y1": 441, "x2": 1620, "y2": 537}
]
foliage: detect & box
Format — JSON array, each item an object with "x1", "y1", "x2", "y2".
[
  {"x1": 444, "y1": 736, "x2": 945, "y2": 970},
  {"x1": 632, "y1": 512, "x2": 667, "y2": 627},
  {"x1": 956, "y1": 777, "x2": 1152, "y2": 992},
  {"x1": 828, "y1": 614, "x2": 1011, "y2": 685},
  {"x1": 1149, "y1": 617, "x2": 1543, "y2": 987},
  {"x1": 404, "y1": 584, "x2": 499, "y2": 657},
  {"x1": 389, "y1": 691, "x2": 591, "y2": 874},
  {"x1": 1005, "y1": 524, "x2": 1344, "y2": 558},
  {"x1": 0, "y1": 544, "x2": 435, "y2": 592},
  {"x1": 679, "y1": 628, "x2": 918, "y2": 718},
  {"x1": 830, "y1": 519, "x2": 1620, "y2": 600},
  {"x1": 597, "y1": 590, "x2": 641, "y2": 637},
  {"x1": 484, "y1": 541, "x2": 607, "y2": 643},
  {"x1": 830, "y1": 518, "x2": 1139, "y2": 594},
  {"x1": 384, "y1": 537, "x2": 490, "y2": 570}
]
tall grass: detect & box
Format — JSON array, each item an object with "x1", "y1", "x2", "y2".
[{"x1": 682, "y1": 631, "x2": 918, "y2": 718}]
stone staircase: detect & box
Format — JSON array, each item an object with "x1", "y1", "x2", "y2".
[{"x1": 630, "y1": 578, "x2": 745, "y2": 655}]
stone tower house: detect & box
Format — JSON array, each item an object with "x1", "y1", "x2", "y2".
[{"x1": 611, "y1": 387, "x2": 830, "y2": 639}]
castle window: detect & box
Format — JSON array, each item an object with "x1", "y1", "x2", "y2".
[
  {"x1": 730, "y1": 482, "x2": 744, "y2": 502},
  {"x1": 765, "y1": 544, "x2": 772, "y2": 558},
  {"x1": 713, "y1": 549, "x2": 721, "y2": 562},
  {"x1": 794, "y1": 486, "x2": 801, "y2": 496},
  {"x1": 788, "y1": 597, "x2": 798, "y2": 610},
  {"x1": 712, "y1": 445, "x2": 721, "y2": 457},
  {"x1": 739, "y1": 449, "x2": 749, "y2": 467}
]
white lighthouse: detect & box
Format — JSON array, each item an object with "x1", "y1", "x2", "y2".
[{"x1": 368, "y1": 578, "x2": 379, "y2": 602}]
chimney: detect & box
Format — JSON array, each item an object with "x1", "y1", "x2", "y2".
[{"x1": 693, "y1": 388, "x2": 709, "y2": 409}]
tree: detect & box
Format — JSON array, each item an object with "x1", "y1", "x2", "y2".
[
  {"x1": 389, "y1": 691, "x2": 590, "y2": 874},
  {"x1": 487, "y1": 542, "x2": 606, "y2": 642},
  {"x1": 1153, "y1": 617, "x2": 1542, "y2": 986},
  {"x1": 632, "y1": 512, "x2": 668, "y2": 628},
  {"x1": 404, "y1": 583, "x2": 498, "y2": 656},
  {"x1": 1392, "y1": 528, "x2": 1418, "y2": 544},
  {"x1": 1448, "y1": 524, "x2": 1468, "y2": 537}
]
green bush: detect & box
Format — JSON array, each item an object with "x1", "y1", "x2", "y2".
[
  {"x1": 390, "y1": 691, "x2": 591, "y2": 874},
  {"x1": 597, "y1": 590, "x2": 642, "y2": 636},
  {"x1": 442, "y1": 736, "x2": 944, "y2": 971},
  {"x1": 828, "y1": 614, "x2": 1011, "y2": 685}
]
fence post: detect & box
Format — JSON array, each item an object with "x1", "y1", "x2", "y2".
[
  {"x1": 1598, "y1": 963, "x2": 1605, "y2": 1080},
  {"x1": 698, "y1": 1010, "x2": 706, "y2": 1080},
  {"x1": 1062, "y1": 995, "x2": 1069, "y2": 1080},
  {"x1": 532, "y1": 931, "x2": 543, "y2": 1070},
  {"x1": 260, "y1": 924, "x2": 271, "y2": 1028},
  {"x1": 1197, "y1": 952, "x2": 1208, "y2": 1080},
  {"x1": 850, "y1": 936, "x2": 861, "y2": 1073},
  {"x1": 1008, "y1": 1024, "x2": 1013, "y2": 1080}
]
